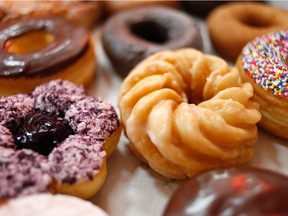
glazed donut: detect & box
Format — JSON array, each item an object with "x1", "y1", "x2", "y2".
[
  {"x1": 0, "y1": 194, "x2": 109, "y2": 216},
  {"x1": 237, "y1": 30, "x2": 288, "y2": 139},
  {"x1": 0, "y1": 1, "x2": 102, "y2": 30},
  {"x1": 102, "y1": 6, "x2": 202, "y2": 77},
  {"x1": 207, "y1": 2, "x2": 288, "y2": 61},
  {"x1": 0, "y1": 16, "x2": 96, "y2": 96},
  {"x1": 0, "y1": 80, "x2": 121, "y2": 201},
  {"x1": 119, "y1": 48, "x2": 261, "y2": 179},
  {"x1": 103, "y1": 1, "x2": 179, "y2": 15},
  {"x1": 164, "y1": 167, "x2": 288, "y2": 216}
]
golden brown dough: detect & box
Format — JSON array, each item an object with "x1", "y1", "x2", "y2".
[{"x1": 119, "y1": 48, "x2": 261, "y2": 179}]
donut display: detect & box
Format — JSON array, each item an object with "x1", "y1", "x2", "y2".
[
  {"x1": 207, "y1": 2, "x2": 288, "y2": 61},
  {"x1": 0, "y1": 1, "x2": 102, "y2": 30},
  {"x1": 0, "y1": 16, "x2": 96, "y2": 96},
  {"x1": 102, "y1": 6, "x2": 202, "y2": 77},
  {"x1": 237, "y1": 30, "x2": 288, "y2": 139},
  {"x1": 119, "y1": 48, "x2": 261, "y2": 179},
  {"x1": 0, "y1": 79, "x2": 121, "y2": 201},
  {"x1": 164, "y1": 167, "x2": 288, "y2": 216},
  {"x1": 0, "y1": 194, "x2": 109, "y2": 216}
]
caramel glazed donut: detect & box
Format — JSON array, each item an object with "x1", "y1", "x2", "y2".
[
  {"x1": 0, "y1": 80, "x2": 121, "y2": 202},
  {"x1": 0, "y1": 16, "x2": 96, "y2": 96},
  {"x1": 119, "y1": 48, "x2": 261, "y2": 179},
  {"x1": 0, "y1": 194, "x2": 109, "y2": 216},
  {"x1": 164, "y1": 167, "x2": 288, "y2": 216},
  {"x1": 102, "y1": 6, "x2": 202, "y2": 77},
  {"x1": 237, "y1": 30, "x2": 288, "y2": 139},
  {"x1": 207, "y1": 2, "x2": 288, "y2": 61}
]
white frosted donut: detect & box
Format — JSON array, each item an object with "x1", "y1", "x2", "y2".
[{"x1": 0, "y1": 194, "x2": 109, "y2": 216}]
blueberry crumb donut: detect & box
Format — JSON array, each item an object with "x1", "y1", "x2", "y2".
[
  {"x1": 237, "y1": 30, "x2": 288, "y2": 139},
  {"x1": 102, "y1": 6, "x2": 202, "y2": 77},
  {"x1": 119, "y1": 48, "x2": 261, "y2": 179},
  {"x1": 0, "y1": 79, "x2": 121, "y2": 201},
  {"x1": 164, "y1": 167, "x2": 288, "y2": 216}
]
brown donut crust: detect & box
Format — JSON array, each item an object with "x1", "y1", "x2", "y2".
[{"x1": 207, "y1": 2, "x2": 288, "y2": 61}]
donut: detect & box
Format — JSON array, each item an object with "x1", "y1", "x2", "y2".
[
  {"x1": 102, "y1": 6, "x2": 202, "y2": 77},
  {"x1": 118, "y1": 48, "x2": 261, "y2": 179},
  {"x1": 0, "y1": 1, "x2": 102, "y2": 30},
  {"x1": 207, "y1": 2, "x2": 288, "y2": 61},
  {"x1": 237, "y1": 30, "x2": 288, "y2": 139},
  {"x1": 0, "y1": 16, "x2": 96, "y2": 96},
  {"x1": 0, "y1": 79, "x2": 121, "y2": 201},
  {"x1": 0, "y1": 194, "x2": 109, "y2": 216},
  {"x1": 164, "y1": 167, "x2": 288, "y2": 216},
  {"x1": 103, "y1": 1, "x2": 179, "y2": 15}
]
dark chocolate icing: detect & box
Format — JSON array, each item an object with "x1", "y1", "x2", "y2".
[
  {"x1": 164, "y1": 167, "x2": 288, "y2": 216},
  {"x1": 0, "y1": 16, "x2": 89, "y2": 77}
]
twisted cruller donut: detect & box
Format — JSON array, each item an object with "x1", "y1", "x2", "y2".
[
  {"x1": 119, "y1": 48, "x2": 261, "y2": 179},
  {"x1": 0, "y1": 80, "x2": 121, "y2": 201},
  {"x1": 237, "y1": 30, "x2": 288, "y2": 139}
]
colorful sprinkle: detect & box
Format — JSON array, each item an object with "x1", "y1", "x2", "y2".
[{"x1": 241, "y1": 30, "x2": 288, "y2": 99}]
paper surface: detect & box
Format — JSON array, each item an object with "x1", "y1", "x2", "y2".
[{"x1": 88, "y1": 4, "x2": 288, "y2": 215}]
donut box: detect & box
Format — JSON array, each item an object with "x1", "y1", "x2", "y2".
[{"x1": 0, "y1": 1, "x2": 288, "y2": 216}]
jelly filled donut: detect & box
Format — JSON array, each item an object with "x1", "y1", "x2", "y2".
[
  {"x1": 207, "y1": 2, "x2": 288, "y2": 61},
  {"x1": 0, "y1": 16, "x2": 96, "y2": 96},
  {"x1": 237, "y1": 30, "x2": 288, "y2": 139},
  {"x1": 119, "y1": 48, "x2": 261, "y2": 179},
  {"x1": 0, "y1": 194, "x2": 109, "y2": 216},
  {"x1": 102, "y1": 6, "x2": 202, "y2": 77},
  {"x1": 164, "y1": 167, "x2": 288, "y2": 216},
  {"x1": 0, "y1": 80, "x2": 121, "y2": 201}
]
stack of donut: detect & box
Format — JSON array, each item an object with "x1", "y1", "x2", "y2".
[{"x1": 0, "y1": 79, "x2": 121, "y2": 201}]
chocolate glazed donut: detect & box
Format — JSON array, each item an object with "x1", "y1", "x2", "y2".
[
  {"x1": 101, "y1": 6, "x2": 202, "y2": 77},
  {"x1": 164, "y1": 167, "x2": 288, "y2": 216},
  {"x1": 0, "y1": 16, "x2": 88, "y2": 77}
]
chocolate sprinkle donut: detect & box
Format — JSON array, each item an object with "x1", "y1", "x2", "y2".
[{"x1": 102, "y1": 6, "x2": 202, "y2": 77}]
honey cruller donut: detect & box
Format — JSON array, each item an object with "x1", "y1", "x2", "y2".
[
  {"x1": 119, "y1": 48, "x2": 261, "y2": 179},
  {"x1": 0, "y1": 194, "x2": 109, "y2": 216},
  {"x1": 237, "y1": 30, "x2": 288, "y2": 139}
]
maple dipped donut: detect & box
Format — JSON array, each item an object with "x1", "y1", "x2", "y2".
[
  {"x1": 207, "y1": 2, "x2": 288, "y2": 61},
  {"x1": 102, "y1": 6, "x2": 202, "y2": 77},
  {"x1": 0, "y1": 16, "x2": 96, "y2": 96},
  {"x1": 0, "y1": 194, "x2": 109, "y2": 216},
  {"x1": 237, "y1": 30, "x2": 288, "y2": 139},
  {"x1": 103, "y1": 1, "x2": 179, "y2": 15},
  {"x1": 119, "y1": 48, "x2": 261, "y2": 179},
  {"x1": 0, "y1": 80, "x2": 121, "y2": 201},
  {"x1": 0, "y1": 1, "x2": 102, "y2": 30},
  {"x1": 164, "y1": 167, "x2": 288, "y2": 216}
]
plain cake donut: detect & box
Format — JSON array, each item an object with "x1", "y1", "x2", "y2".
[
  {"x1": 102, "y1": 6, "x2": 202, "y2": 77},
  {"x1": 207, "y1": 2, "x2": 288, "y2": 61},
  {"x1": 0, "y1": 80, "x2": 121, "y2": 201},
  {"x1": 164, "y1": 167, "x2": 288, "y2": 216},
  {"x1": 237, "y1": 30, "x2": 288, "y2": 139},
  {"x1": 0, "y1": 16, "x2": 96, "y2": 96},
  {"x1": 119, "y1": 48, "x2": 261, "y2": 179}
]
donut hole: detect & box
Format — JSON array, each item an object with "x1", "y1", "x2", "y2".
[
  {"x1": 129, "y1": 21, "x2": 169, "y2": 44},
  {"x1": 241, "y1": 15, "x2": 273, "y2": 28},
  {"x1": 4, "y1": 30, "x2": 55, "y2": 54}
]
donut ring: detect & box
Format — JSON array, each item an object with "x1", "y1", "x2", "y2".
[
  {"x1": 0, "y1": 17, "x2": 96, "y2": 96},
  {"x1": 237, "y1": 30, "x2": 288, "y2": 139},
  {"x1": 207, "y1": 2, "x2": 288, "y2": 61},
  {"x1": 102, "y1": 6, "x2": 202, "y2": 77},
  {"x1": 119, "y1": 48, "x2": 261, "y2": 179},
  {"x1": 164, "y1": 167, "x2": 288, "y2": 216},
  {"x1": 0, "y1": 80, "x2": 121, "y2": 201}
]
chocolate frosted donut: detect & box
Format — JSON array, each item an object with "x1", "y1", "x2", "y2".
[
  {"x1": 102, "y1": 6, "x2": 202, "y2": 77},
  {"x1": 0, "y1": 79, "x2": 121, "y2": 200},
  {"x1": 164, "y1": 167, "x2": 288, "y2": 216}
]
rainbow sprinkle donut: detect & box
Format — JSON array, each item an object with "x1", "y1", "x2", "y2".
[{"x1": 237, "y1": 30, "x2": 288, "y2": 139}]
